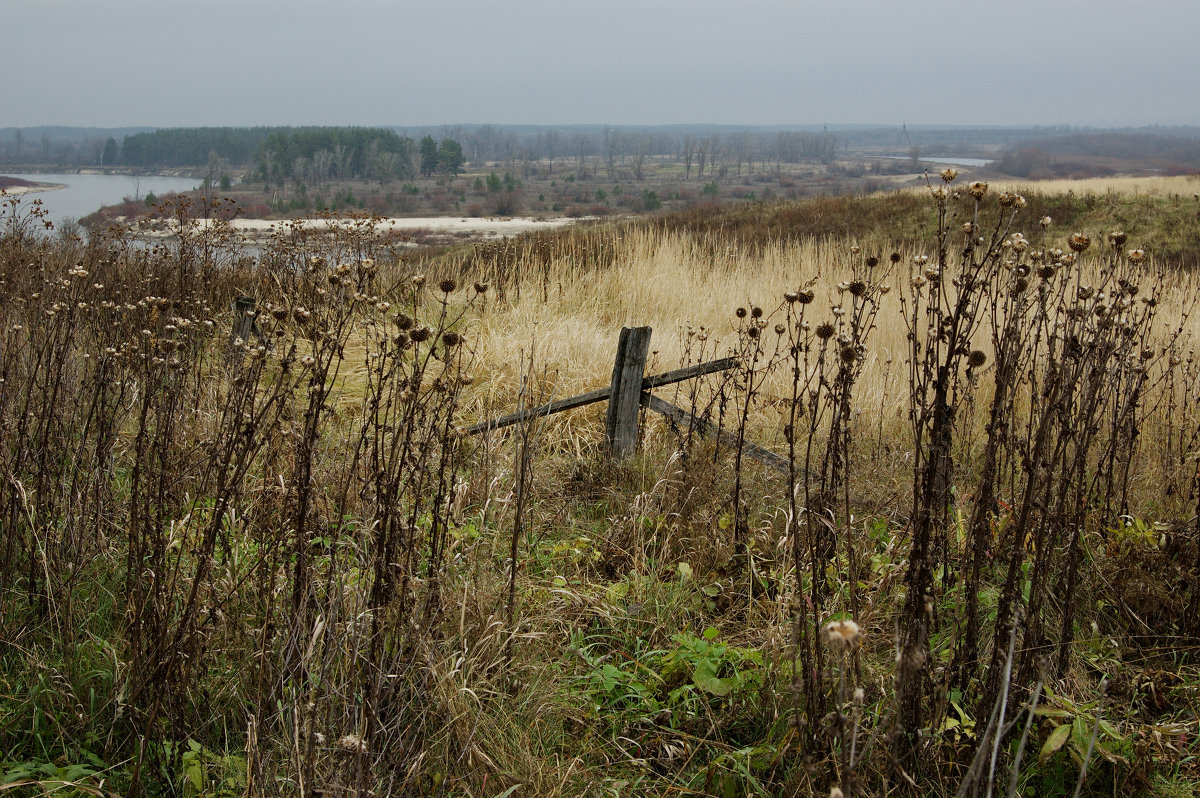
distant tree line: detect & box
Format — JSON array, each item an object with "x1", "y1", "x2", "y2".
[
  {"x1": 253, "y1": 128, "x2": 423, "y2": 188},
  {"x1": 1, "y1": 124, "x2": 839, "y2": 179},
  {"x1": 120, "y1": 127, "x2": 281, "y2": 168},
  {"x1": 414, "y1": 125, "x2": 840, "y2": 180},
  {"x1": 104, "y1": 126, "x2": 470, "y2": 188},
  {"x1": 1008, "y1": 132, "x2": 1200, "y2": 162},
  {"x1": 997, "y1": 132, "x2": 1200, "y2": 178}
]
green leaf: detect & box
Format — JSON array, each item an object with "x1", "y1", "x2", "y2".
[
  {"x1": 491, "y1": 786, "x2": 523, "y2": 798},
  {"x1": 1093, "y1": 741, "x2": 1127, "y2": 765},
  {"x1": 1033, "y1": 707, "x2": 1073, "y2": 718},
  {"x1": 1071, "y1": 716, "x2": 1091, "y2": 755},
  {"x1": 187, "y1": 761, "x2": 204, "y2": 794},
  {"x1": 693, "y1": 658, "x2": 731, "y2": 696},
  {"x1": 703, "y1": 627, "x2": 720, "y2": 641},
  {"x1": 1040, "y1": 723, "x2": 1071, "y2": 762},
  {"x1": 605, "y1": 581, "x2": 629, "y2": 604}
]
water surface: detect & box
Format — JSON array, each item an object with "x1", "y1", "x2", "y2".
[
  {"x1": 875, "y1": 155, "x2": 995, "y2": 167},
  {"x1": 3, "y1": 173, "x2": 199, "y2": 230}
]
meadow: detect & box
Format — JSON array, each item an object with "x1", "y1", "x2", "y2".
[{"x1": 1, "y1": 176, "x2": 1199, "y2": 797}]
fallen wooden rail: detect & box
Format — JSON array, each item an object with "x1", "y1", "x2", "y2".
[
  {"x1": 466, "y1": 355, "x2": 736, "y2": 436},
  {"x1": 641, "y1": 394, "x2": 790, "y2": 474},
  {"x1": 468, "y1": 326, "x2": 787, "y2": 471}
]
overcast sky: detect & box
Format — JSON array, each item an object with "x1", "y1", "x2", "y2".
[{"x1": 4, "y1": 0, "x2": 1198, "y2": 129}]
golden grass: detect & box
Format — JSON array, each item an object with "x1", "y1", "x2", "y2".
[
  {"x1": 987, "y1": 174, "x2": 1200, "y2": 197},
  {"x1": 465, "y1": 228, "x2": 1197, "y2": 373},
  {"x1": 447, "y1": 219, "x2": 1200, "y2": 483}
]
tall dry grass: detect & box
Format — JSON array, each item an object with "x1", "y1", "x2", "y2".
[{"x1": 2, "y1": 184, "x2": 1199, "y2": 797}]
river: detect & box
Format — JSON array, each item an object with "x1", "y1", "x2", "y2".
[
  {"x1": 874, "y1": 155, "x2": 995, "y2": 167},
  {"x1": 2, "y1": 172, "x2": 200, "y2": 230}
]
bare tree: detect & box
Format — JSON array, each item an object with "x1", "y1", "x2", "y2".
[
  {"x1": 602, "y1": 126, "x2": 621, "y2": 179},
  {"x1": 540, "y1": 129, "x2": 560, "y2": 175},
  {"x1": 499, "y1": 133, "x2": 520, "y2": 172},
  {"x1": 697, "y1": 135, "x2": 718, "y2": 179},
  {"x1": 332, "y1": 145, "x2": 351, "y2": 180},
  {"x1": 570, "y1": 132, "x2": 594, "y2": 179},
  {"x1": 311, "y1": 149, "x2": 334, "y2": 190},
  {"x1": 627, "y1": 132, "x2": 650, "y2": 181},
  {"x1": 729, "y1": 132, "x2": 750, "y2": 178},
  {"x1": 708, "y1": 135, "x2": 722, "y2": 176},
  {"x1": 682, "y1": 134, "x2": 697, "y2": 180}
]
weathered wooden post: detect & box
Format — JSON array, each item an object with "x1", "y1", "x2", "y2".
[
  {"x1": 605, "y1": 326, "x2": 652, "y2": 458},
  {"x1": 228, "y1": 295, "x2": 257, "y2": 367},
  {"x1": 231, "y1": 296, "x2": 256, "y2": 346}
]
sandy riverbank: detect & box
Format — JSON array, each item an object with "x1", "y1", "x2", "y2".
[
  {"x1": 126, "y1": 214, "x2": 585, "y2": 241},
  {"x1": 0, "y1": 180, "x2": 67, "y2": 196}
]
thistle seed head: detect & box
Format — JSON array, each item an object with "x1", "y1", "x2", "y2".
[{"x1": 822, "y1": 619, "x2": 861, "y2": 651}]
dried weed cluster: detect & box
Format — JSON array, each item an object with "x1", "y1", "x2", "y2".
[{"x1": 1, "y1": 185, "x2": 1199, "y2": 797}]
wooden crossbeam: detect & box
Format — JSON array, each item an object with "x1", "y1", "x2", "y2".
[
  {"x1": 641, "y1": 394, "x2": 790, "y2": 474},
  {"x1": 466, "y1": 355, "x2": 737, "y2": 436}
]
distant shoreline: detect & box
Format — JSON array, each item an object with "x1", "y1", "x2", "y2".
[
  {"x1": 0, "y1": 176, "x2": 68, "y2": 195},
  {"x1": 121, "y1": 214, "x2": 582, "y2": 242}
]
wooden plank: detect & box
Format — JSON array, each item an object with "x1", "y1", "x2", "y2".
[
  {"x1": 466, "y1": 353, "x2": 737, "y2": 437},
  {"x1": 609, "y1": 327, "x2": 653, "y2": 458},
  {"x1": 466, "y1": 386, "x2": 612, "y2": 435},
  {"x1": 642, "y1": 356, "x2": 737, "y2": 390},
  {"x1": 642, "y1": 394, "x2": 790, "y2": 475}
]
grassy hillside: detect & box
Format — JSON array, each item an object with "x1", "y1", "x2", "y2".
[{"x1": 1, "y1": 182, "x2": 1199, "y2": 797}]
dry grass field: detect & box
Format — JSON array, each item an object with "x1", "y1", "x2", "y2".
[{"x1": 2, "y1": 177, "x2": 1199, "y2": 797}]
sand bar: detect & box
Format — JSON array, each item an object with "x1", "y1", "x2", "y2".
[
  {"x1": 126, "y1": 214, "x2": 584, "y2": 241},
  {"x1": 0, "y1": 180, "x2": 68, "y2": 196}
]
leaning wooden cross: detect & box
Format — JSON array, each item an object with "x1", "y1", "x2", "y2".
[{"x1": 468, "y1": 326, "x2": 787, "y2": 472}]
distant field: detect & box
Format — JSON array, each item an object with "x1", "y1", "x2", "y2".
[{"x1": 988, "y1": 173, "x2": 1200, "y2": 197}]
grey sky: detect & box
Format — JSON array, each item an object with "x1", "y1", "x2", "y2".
[{"x1": 5, "y1": 0, "x2": 1198, "y2": 129}]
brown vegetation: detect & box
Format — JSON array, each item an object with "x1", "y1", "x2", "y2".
[{"x1": 2, "y1": 182, "x2": 1199, "y2": 797}]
